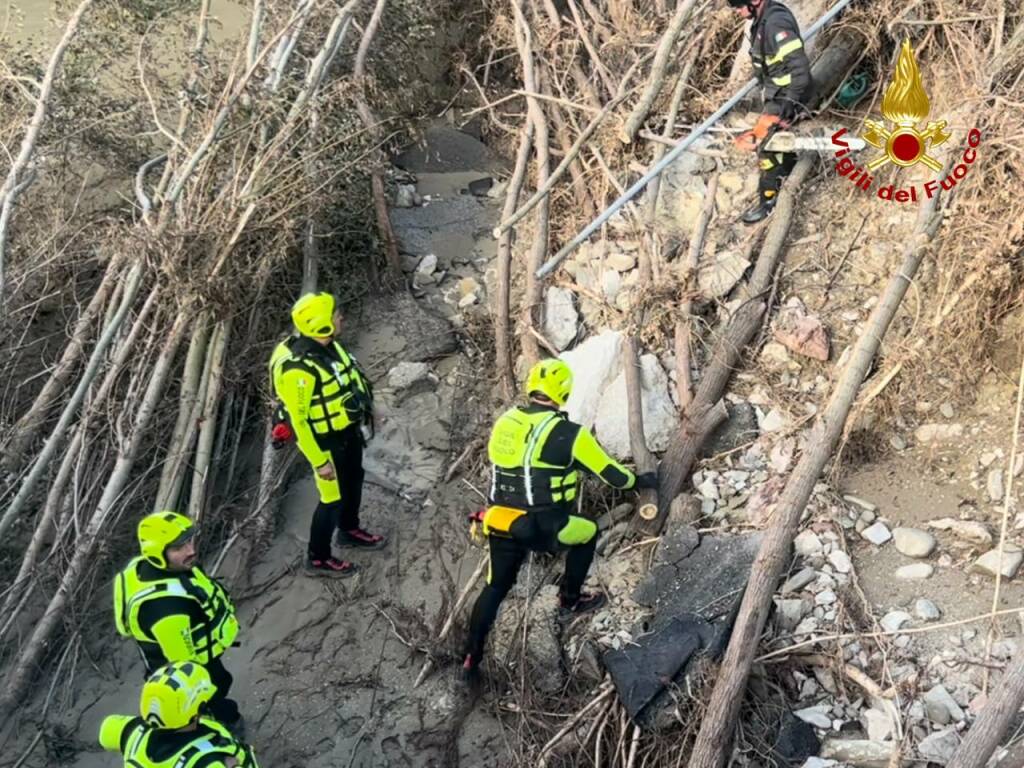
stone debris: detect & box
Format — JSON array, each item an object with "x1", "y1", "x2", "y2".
[
  {"x1": 820, "y1": 738, "x2": 894, "y2": 768},
  {"x1": 895, "y1": 563, "x2": 934, "y2": 580},
  {"x1": 892, "y1": 528, "x2": 937, "y2": 558},
  {"x1": 923, "y1": 685, "x2": 966, "y2": 725},
  {"x1": 794, "y1": 706, "x2": 833, "y2": 730},
  {"x1": 774, "y1": 298, "x2": 830, "y2": 361},
  {"x1": 988, "y1": 468, "x2": 1005, "y2": 502},
  {"x1": 861, "y1": 522, "x2": 893, "y2": 546},
  {"x1": 828, "y1": 550, "x2": 852, "y2": 574},
  {"x1": 861, "y1": 708, "x2": 894, "y2": 742},
  {"x1": 843, "y1": 495, "x2": 877, "y2": 513},
  {"x1": 917, "y1": 728, "x2": 960, "y2": 765},
  {"x1": 783, "y1": 567, "x2": 818, "y2": 594},
  {"x1": 914, "y1": 598, "x2": 941, "y2": 621},
  {"x1": 561, "y1": 330, "x2": 623, "y2": 427},
  {"x1": 543, "y1": 286, "x2": 579, "y2": 351},
  {"x1": 880, "y1": 611, "x2": 912, "y2": 633},
  {"x1": 698, "y1": 251, "x2": 751, "y2": 299},
  {"x1": 927, "y1": 518, "x2": 993, "y2": 546},
  {"x1": 795, "y1": 530, "x2": 824, "y2": 557},
  {"x1": 914, "y1": 423, "x2": 964, "y2": 444},
  {"x1": 972, "y1": 546, "x2": 1024, "y2": 579}
]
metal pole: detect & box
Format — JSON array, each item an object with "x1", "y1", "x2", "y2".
[{"x1": 535, "y1": 0, "x2": 856, "y2": 278}]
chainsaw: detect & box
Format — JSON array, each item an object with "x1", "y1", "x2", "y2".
[{"x1": 761, "y1": 130, "x2": 867, "y2": 153}]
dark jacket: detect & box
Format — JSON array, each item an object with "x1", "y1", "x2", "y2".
[{"x1": 749, "y1": 0, "x2": 815, "y2": 122}]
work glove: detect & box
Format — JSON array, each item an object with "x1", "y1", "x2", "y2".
[
  {"x1": 734, "y1": 113, "x2": 782, "y2": 152},
  {"x1": 634, "y1": 472, "x2": 659, "y2": 490}
]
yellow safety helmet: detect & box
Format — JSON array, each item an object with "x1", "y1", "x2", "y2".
[
  {"x1": 139, "y1": 662, "x2": 215, "y2": 729},
  {"x1": 525, "y1": 359, "x2": 573, "y2": 407},
  {"x1": 291, "y1": 292, "x2": 336, "y2": 339},
  {"x1": 138, "y1": 511, "x2": 194, "y2": 569}
]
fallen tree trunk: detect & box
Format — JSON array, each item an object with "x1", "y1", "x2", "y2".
[
  {"x1": 494, "y1": 123, "x2": 535, "y2": 396},
  {"x1": 624, "y1": 336, "x2": 658, "y2": 520},
  {"x1": 686, "y1": 175, "x2": 946, "y2": 768},
  {"x1": 642, "y1": 156, "x2": 814, "y2": 536}
]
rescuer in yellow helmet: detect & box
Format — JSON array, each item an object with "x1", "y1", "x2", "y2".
[
  {"x1": 462, "y1": 359, "x2": 657, "y2": 679},
  {"x1": 269, "y1": 292, "x2": 385, "y2": 577},
  {"x1": 99, "y1": 662, "x2": 258, "y2": 767},
  {"x1": 113, "y1": 512, "x2": 242, "y2": 730}
]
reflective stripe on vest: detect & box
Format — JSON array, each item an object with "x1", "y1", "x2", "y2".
[
  {"x1": 487, "y1": 408, "x2": 580, "y2": 511},
  {"x1": 122, "y1": 719, "x2": 251, "y2": 768},
  {"x1": 116, "y1": 557, "x2": 239, "y2": 663},
  {"x1": 271, "y1": 339, "x2": 368, "y2": 435}
]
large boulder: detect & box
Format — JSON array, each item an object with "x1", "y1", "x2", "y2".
[
  {"x1": 594, "y1": 355, "x2": 677, "y2": 459},
  {"x1": 561, "y1": 330, "x2": 623, "y2": 427}
]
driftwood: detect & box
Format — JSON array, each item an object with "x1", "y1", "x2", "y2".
[
  {"x1": 686, "y1": 176, "x2": 946, "y2": 768},
  {"x1": 494, "y1": 124, "x2": 535, "y2": 395},
  {"x1": 640, "y1": 157, "x2": 814, "y2": 536},
  {"x1": 351, "y1": 0, "x2": 401, "y2": 281},
  {"x1": 513, "y1": 0, "x2": 551, "y2": 368},
  {"x1": 619, "y1": 0, "x2": 698, "y2": 144},
  {"x1": 624, "y1": 336, "x2": 658, "y2": 520}
]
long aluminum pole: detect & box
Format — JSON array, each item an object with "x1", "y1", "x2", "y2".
[{"x1": 535, "y1": 0, "x2": 856, "y2": 278}]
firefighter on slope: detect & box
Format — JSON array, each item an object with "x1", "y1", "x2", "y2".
[
  {"x1": 729, "y1": 0, "x2": 815, "y2": 224},
  {"x1": 270, "y1": 291, "x2": 386, "y2": 577},
  {"x1": 462, "y1": 359, "x2": 658, "y2": 679},
  {"x1": 113, "y1": 512, "x2": 242, "y2": 731},
  {"x1": 99, "y1": 661, "x2": 258, "y2": 767}
]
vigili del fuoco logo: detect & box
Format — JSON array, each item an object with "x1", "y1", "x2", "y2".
[{"x1": 831, "y1": 39, "x2": 981, "y2": 203}]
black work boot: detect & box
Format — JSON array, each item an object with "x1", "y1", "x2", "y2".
[
  {"x1": 558, "y1": 591, "x2": 606, "y2": 620},
  {"x1": 741, "y1": 194, "x2": 777, "y2": 225}
]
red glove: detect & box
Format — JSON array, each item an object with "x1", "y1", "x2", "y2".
[{"x1": 734, "y1": 114, "x2": 782, "y2": 152}]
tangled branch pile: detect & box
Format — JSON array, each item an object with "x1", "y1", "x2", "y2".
[{"x1": 0, "y1": 0, "x2": 451, "y2": 714}]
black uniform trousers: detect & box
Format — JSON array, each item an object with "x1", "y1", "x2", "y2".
[
  {"x1": 308, "y1": 425, "x2": 365, "y2": 561},
  {"x1": 756, "y1": 119, "x2": 798, "y2": 202},
  {"x1": 465, "y1": 509, "x2": 597, "y2": 663}
]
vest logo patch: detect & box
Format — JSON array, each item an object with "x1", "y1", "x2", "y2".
[{"x1": 775, "y1": 30, "x2": 789, "y2": 41}]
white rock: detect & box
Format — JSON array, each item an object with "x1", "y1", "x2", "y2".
[
  {"x1": 415, "y1": 253, "x2": 437, "y2": 275},
  {"x1": 918, "y1": 728, "x2": 960, "y2": 765},
  {"x1": 843, "y1": 495, "x2": 877, "y2": 512},
  {"x1": 861, "y1": 708, "x2": 894, "y2": 742},
  {"x1": 760, "y1": 408, "x2": 786, "y2": 433},
  {"x1": 923, "y1": 685, "x2": 965, "y2": 725},
  {"x1": 594, "y1": 355, "x2": 677, "y2": 460},
  {"x1": 776, "y1": 598, "x2": 807, "y2": 632},
  {"x1": 458, "y1": 293, "x2": 478, "y2": 308},
  {"x1": 698, "y1": 251, "x2": 751, "y2": 299},
  {"x1": 893, "y1": 528, "x2": 937, "y2": 558},
  {"x1": 896, "y1": 563, "x2": 934, "y2": 579},
  {"x1": 972, "y1": 547, "x2": 1024, "y2": 579},
  {"x1": 980, "y1": 451, "x2": 998, "y2": 468},
  {"x1": 795, "y1": 530, "x2": 824, "y2": 557},
  {"x1": 606, "y1": 250, "x2": 637, "y2": 272},
  {"x1": 387, "y1": 361, "x2": 431, "y2": 391},
  {"x1": 880, "y1": 611, "x2": 912, "y2": 633},
  {"x1": 861, "y1": 522, "x2": 892, "y2": 546},
  {"x1": 820, "y1": 738, "x2": 894, "y2": 768},
  {"x1": 561, "y1": 331, "x2": 623, "y2": 427},
  {"x1": 782, "y1": 567, "x2": 818, "y2": 594},
  {"x1": 816, "y1": 589, "x2": 837, "y2": 606},
  {"x1": 800, "y1": 759, "x2": 837, "y2": 768},
  {"x1": 927, "y1": 518, "x2": 993, "y2": 546},
  {"x1": 795, "y1": 707, "x2": 833, "y2": 730},
  {"x1": 914, "y1": 598, "x2": 941, "y2": 621},
  {"x1": 940, "y1": 403, "x2": 955, "y2": 418},
  {"x1": 988, "y1": 468, "x2": 1005, "y2": 503},
  {"x1": 915, "y1": 423, "x2": 964, "y2": 444},
  {"x1": 601, "y1": 269, "x2": 622, "y2": 301},
  {"x1": 828, "y1": 550, "x2": 853, "y2": 574},
  {"x1": 543, "y1": 287, "x2": 579, "y2": 351},
  {"x1": 761, "y1": 341, "x2": 792, "y2": 368}
]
